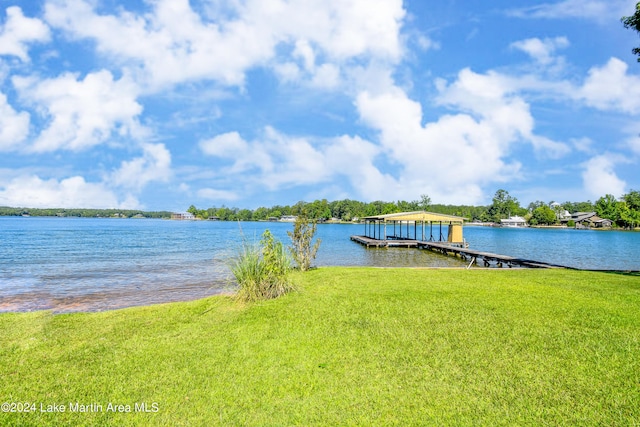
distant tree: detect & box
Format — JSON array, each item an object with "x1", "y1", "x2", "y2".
[
  {"x1": 622, "y1": 2, "x2": 640, "y2": 62},
  {"x1": 595, "y1": 194, "x2": 618, "y2": 221},
  {"x1": 527, "y1": 200, "x2": 546, "y2": 211},
  {"x1": 419, "y1": 194, "x2": 431, "y2": 211},
  {"x1": 531, "y1": 205, "x2": 557, "y2": 225},
  {"x1": 187, "y1": 205, "x2": 199, "y2": 216},
  {"x1": 487, "y1": 189, "x2": 522, "y2": 222},
  {"x1": 365, "y1": 201, "x2": 386, "y2": 216},
  {"x1": 252, "y1": 207, "x2": 269, "y2": 221},
  {"x1": 622, "y1": 189, "x2": 640, "y2": 211},
  {"x1": 237, "y1": 209, "x2": 253, "y2": 221},
  {"x1": 620, "y1": 190, "x2": 640, "y2": 229},
  {"x1": 563, "y1": 200, "x2": 594, "y2": 214}
]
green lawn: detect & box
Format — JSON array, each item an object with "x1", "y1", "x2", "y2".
[{"x1": 1, "y1": 268, "x2": 639, "y2": 426}]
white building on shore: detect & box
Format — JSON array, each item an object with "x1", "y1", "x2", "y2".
[{"x1": 500, "y1": 216, "x2": 527, "y2": 227}]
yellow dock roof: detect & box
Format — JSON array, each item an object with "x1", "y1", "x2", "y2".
[{"x1": 363, "y1": 211, "x2": 465, "y2": 224}]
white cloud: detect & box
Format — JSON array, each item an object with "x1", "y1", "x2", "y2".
[
  {"x1": 12, "y1": 70, "x2": 143, "y2": 152},
  {"x1": 0, "y1": 175, "x2": 138, "y2": 208},
  {"x1": 324, "y1": 134, "x2": 397, "y2": 200},
  {"x1": 582, "y1": 154, "x2": 627, "y2": 198},
  {"x1": 200, "y1": 131, "x2": 272, "y2": 173},
  {"x1": 577, "y1": 58, "x2": 640, "y2": 114},
  {"x1": 44, "y1": 0, "x2": 405, "y2": 90},
  {"x1": 110, "y1": 143, "x2": 172, "y2": 191},
  {"x1": 350, "y1": 65, "x2": 583, "y2": 203},
  {"x1": 0, "y1": 92, "x2": 30, "y2": 151},
  {"x1": 293, "y1": 39, "x2": 315, "y2": 72},
  {"x1": 199, "y1": 126, "x2": 393, "y2": 199},
  {"x1": 0, "y1": 6, "x2": 51, "y2": 61},
  {"x1": 356, "y1": 88, "x2": 521, "y2": 204},
  {"x1": 510, "y1": 37, "x2": 569, "y2": 65},
  {"x1": 435, "y1": 68, "x2": 570, "y2": 158}
]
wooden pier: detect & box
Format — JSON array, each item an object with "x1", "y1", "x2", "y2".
[
  {"x1": 353, "y1": 210, "x2": 569, "y2": 269},
  {"x1": 350, "y1": 235, "x2": 420, "y2": 248},
  {"x1": 350, "y1": 235, "x2": 568, "y2": 269}
]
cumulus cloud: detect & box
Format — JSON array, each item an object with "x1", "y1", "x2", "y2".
[
  {"x1": 0, "y1": 6, "x2": 51, "y2": 61},
  {"x1": 110, "y1": 143, "x2": 172, "y2": 191},
  {"x1": 199, "y1": 61, "x2": 585, "y2": 205},
  {"x1": 582, "y1": 154, "x2": 627, "y2": 198},
  {"x1": 200, "y1": 131, "x2": 272, "y2": 173},
  {"x1": 44, "y1": 0, "x2": 405, "y2": 90},
  {"x1": 0, "y1": 92, "x2": 30, "y2": 151},
  {"x1": 356, "y1": 88, "x2": 516, "y2": 204},
  {"x1": 436, "y1": 68, "x2": 570, "y2": 157},
  {"x1": 351, "y1": 66, "x2": 580, "y2": 203},
  {"x1": 12, "y1": 70, "x2": 143, "y2": 152},
  {"x1": 577, "y1": 58, "x2": 640, "y2": 114},
  {"x1": 0, "y1": 175, "x2": 138, "y2": 208},
  {"x1": 199, "y1": 126, "x2": 394, "y2": 199}
]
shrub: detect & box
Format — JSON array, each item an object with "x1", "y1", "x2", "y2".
[
  {"x1": 231, "y1": 230, "x2": 293, "y2": 302},
  {"x1": 288, "y1": 209, "x2": 321, "y2": 271},
  {"x1": 567, "y1": 220, "x2": 576, "y2": 228}
]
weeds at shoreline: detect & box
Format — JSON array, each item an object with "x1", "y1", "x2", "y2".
[{"x1": 231, "y1": 229, "x2": 293, "y2": 301}]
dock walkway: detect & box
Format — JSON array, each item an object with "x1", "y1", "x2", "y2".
[{"x1": 350, "y1": 235, "x2": 568, "y2": 269}]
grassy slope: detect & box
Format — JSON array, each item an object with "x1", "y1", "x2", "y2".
[{"x1": 1, "y1": 268, "x2": 639, "y2": 426}]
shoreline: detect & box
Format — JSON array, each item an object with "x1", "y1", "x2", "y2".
[{"x1": 2, "y1": 266, "x2": 638, "y2": 315}]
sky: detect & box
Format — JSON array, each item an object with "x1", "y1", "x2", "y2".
[{"x1": 1, "y1": 0, "x2": 639, "y2": 211}]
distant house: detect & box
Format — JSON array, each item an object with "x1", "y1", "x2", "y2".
[
  {"x1": 171, "y1": 212, "x2": 195, "y2": 220},
  {"x1": 500, "y1": 216, "x2": 527, "y2": 227},
  {"x1": 279, "y1": 215, "x2": 297, "y2": 222},
  {"x1": 560, "y1": 212, "x2": 612, "y2": 228}
]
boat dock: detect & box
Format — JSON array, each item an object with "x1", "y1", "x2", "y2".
[
  {"x1": 350, "y1": 235, "x2": 568, "y2": 269},
  {"x1": 353, "y1": 210, "x2": 569, "y2": 269}
]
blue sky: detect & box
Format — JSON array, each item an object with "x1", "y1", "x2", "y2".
[{"x1": 1, "y1": 0, "x2": 639, "y2": 211}]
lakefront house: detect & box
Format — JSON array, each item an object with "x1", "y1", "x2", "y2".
[
  {"x1": 500, "y1": 216, "x2": 528, "y2": 227},
  {"x1": 560, "y1": 212, "x2": 612, "y2": 228}
]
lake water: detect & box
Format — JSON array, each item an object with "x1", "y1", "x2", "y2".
[{"x1": 0, "y1": 217, "x2": 638, "y2": 312}]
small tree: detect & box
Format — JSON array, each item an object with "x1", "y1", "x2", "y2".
[
  {"x1": 288, "y1": 209, "x2": 321, "y2": 271},
  {"x1": 419, "y1": 194, "x2": 431, "y2": 211}
]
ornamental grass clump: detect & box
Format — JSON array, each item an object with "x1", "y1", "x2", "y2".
[{"x1": 231, "y1": 230, "x2": 293, "y2": 302}]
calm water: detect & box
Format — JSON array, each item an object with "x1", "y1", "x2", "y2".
[{"x1": 0, "y1": 218, "x2": 638, "y2": 312}]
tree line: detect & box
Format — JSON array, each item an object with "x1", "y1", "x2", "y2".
[
  {"x1": 3, "y1": 188, "x2": 638, "y2": 229},
  {"x1": 187, "y1": 189, "x2": 640, "y2": 229},
  {"x1": 0, "y1": 207, "x2": 172, "y2": 219}
]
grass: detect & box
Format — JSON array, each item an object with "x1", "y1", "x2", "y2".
[{"x1": 1, "y1": 268, "x2": 639, "y2": 426}]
